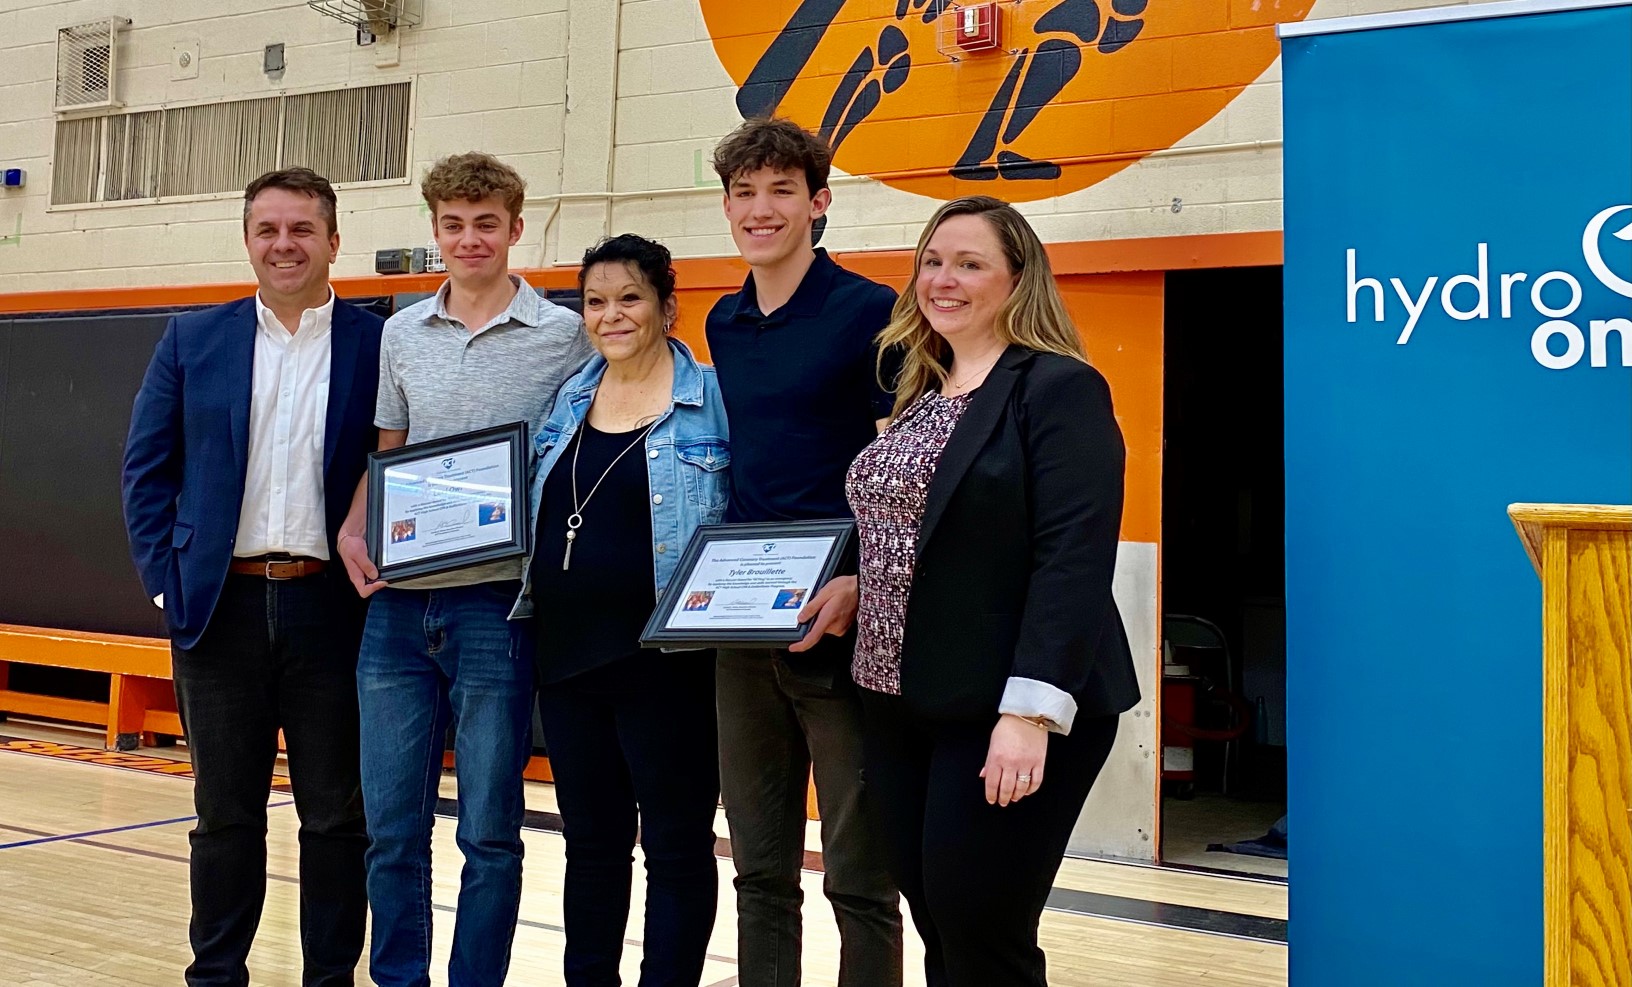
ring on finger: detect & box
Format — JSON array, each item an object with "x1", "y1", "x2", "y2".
[{"x1": 1017, "y1": 773, "x2": 1032, "y2": 784}]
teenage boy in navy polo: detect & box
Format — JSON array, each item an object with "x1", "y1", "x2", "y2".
[{"x1": 706, "y1": 118, "x2": 904, "y2": 987}]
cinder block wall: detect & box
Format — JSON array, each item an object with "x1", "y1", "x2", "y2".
[{"x1": 0, "y1": 0, "x2": 1494, "y2": 292}]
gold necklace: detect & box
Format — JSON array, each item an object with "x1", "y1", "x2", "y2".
[{"x1": 947, "y1": 352, "x2": 1001, "y2": 391}]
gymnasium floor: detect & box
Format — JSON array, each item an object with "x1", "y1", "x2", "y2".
[{"x1": 0, "y1": 722, "x2": 1287, "y2": 986}]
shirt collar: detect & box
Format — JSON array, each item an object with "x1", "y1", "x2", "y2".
[
  {"x1": 432, "y1": 274, "x2": 547, "y2": 333},
  {"x1": 254, "y1": 288, "x2": 335, "y2": 338},
  {"x1": 729, "y1": 248, "x2": 839, "y2": 324}
]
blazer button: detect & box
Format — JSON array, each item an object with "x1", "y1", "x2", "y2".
[
  {"x1": 652, "y1": 494, "x2": 663, "y2": 505},
  {"x1": 656, "y1": 543, "x2": 667, "y2": 554},
  {"x1": 648, "y1": 449, "x2": 659, "y2": 459}
]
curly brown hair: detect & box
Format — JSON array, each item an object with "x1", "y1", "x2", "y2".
[
  {"x1": 711, "y1": 118, "x2": 831, "y2": 196},
  {"x1": 420, "y1": 152, "x2": 526, "y2": 222}
]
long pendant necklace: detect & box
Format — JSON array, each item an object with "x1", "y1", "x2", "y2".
[{"x1": 563, "y1": 418, "x2": 658, "y2": 570}]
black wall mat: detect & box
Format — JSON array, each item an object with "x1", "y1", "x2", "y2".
[{"x1": 0, "y1": 297, "x2": 395, "y2": 639}]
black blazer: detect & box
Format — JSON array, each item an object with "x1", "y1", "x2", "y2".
[{"x1": 897, "y1": 345, "x2": 1140, "y2": 724}]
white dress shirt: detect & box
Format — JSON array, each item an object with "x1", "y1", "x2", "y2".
[{"x1": 233, "y1": 290, "x2": 336, "y2": 560}]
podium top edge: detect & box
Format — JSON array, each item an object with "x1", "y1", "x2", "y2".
[{"x1": 1507, "y1": 504, "x2": 1632, "y2": 529}]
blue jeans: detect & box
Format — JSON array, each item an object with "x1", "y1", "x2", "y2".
[{"x1": 357, "y1": 581, "x2": 534, "y2": 987}]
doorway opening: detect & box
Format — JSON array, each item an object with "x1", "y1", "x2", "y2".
[{"x1": 1159, "y1": 266, "x2": 1287, "y2": 879}]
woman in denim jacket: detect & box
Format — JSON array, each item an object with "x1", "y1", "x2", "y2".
[{"x1": 510, "y1": 234, "x2": 728, "y2": 985}]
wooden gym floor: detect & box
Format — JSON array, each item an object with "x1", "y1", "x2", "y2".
[{"x1": 0, "y1": 723, "x2": 1287, "y2": 986}]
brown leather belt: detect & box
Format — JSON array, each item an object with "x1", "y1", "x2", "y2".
[{"x1": 228, "y1": 556, "x2": 327, "y2": 580}]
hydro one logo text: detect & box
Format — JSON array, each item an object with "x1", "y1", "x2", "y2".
[{"x1": 1346, "y1": 205, "x2": 1632, "y2": 370}]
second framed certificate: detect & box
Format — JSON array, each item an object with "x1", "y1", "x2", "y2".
[
  {"x1": 640, "y1": 519, "x2": 855, "y2": 650},
  {"x1": 366, "y1": 422, "x2": 529, "y2": 583}
]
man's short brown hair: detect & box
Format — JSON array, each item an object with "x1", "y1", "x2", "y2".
[
  {"x1": 243, "y1": 168, "x2": 338, "y2": 235},
  {"x1": 711, "y1": 118, "x2": 832, "y2": 196},
  {"x1": 420, "y1": 152, "x2": 527, "y2": 222}
]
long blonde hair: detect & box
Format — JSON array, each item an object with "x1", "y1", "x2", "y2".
[{"x1": 878, "y1": 196, "x2": 1085, "y2": 419}]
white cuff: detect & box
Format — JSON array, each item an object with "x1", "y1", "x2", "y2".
[
  {"x1": 152, "y1": 593, "x2": 165, "y2": 609},
  {"x1": 998, "y1": 677, "x2": 1078, "y2": 735}
]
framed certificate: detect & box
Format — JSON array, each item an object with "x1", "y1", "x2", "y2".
[
  {"x1": 366, "y1": 422, "x2": 529, "y2": 582},
  {"x1": 640, "y1": 519, "x2": 855, "y2": 649}
]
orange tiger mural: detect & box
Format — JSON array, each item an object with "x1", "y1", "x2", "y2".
[{"x1": 700, "y1": 0, "x2": 1314, "y2": 202}]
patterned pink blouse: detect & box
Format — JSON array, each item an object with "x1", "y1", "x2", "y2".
[{"x1": 845, "y1": 390, "x2": 974, "y2": 694}]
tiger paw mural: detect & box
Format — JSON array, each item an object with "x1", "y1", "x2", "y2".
[{"x1": 702, "y1": 0, "x2": 1315, "y2": 203}]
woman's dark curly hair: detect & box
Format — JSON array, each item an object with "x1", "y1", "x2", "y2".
[{"x1": 579, "y1": 234, "x2": 679, "y2": 331}]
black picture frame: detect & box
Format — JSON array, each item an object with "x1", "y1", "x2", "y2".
[
  {"x1": 366, "y1": 421, "x2": 530, "y2": 583},
  {"x1": 640, "y1": 519, "x2": 855, "y2": 650}
]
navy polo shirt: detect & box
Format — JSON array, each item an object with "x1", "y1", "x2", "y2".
[{"x1": 706, "y1": 249, "x2": 898, "y2": 524}]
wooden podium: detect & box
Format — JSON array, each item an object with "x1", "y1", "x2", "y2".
[{"x1": 1509, "y1": 504, "x2": 1631, "y2": 987}]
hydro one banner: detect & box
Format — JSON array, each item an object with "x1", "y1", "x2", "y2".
[{"x1": 1282, "y1": 3, "x2": 1632, "y2": 985}]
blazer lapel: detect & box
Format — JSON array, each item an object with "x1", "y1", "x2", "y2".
[
  {"x1": 914, "y1": 345, "x2": 1028, "y2": 557},
  {"x1": 228, "y1": 305, "x2": 256, "y2": 492},
  {"x1": 324, "y1": 303, "x2": 359, "y2": 476}
]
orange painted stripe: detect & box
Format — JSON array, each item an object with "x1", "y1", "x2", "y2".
[
  {"x1": 0, "y1": 232, "x2": 1279, "y2": 315},
  {"x1": 1048, "y1": 231, "x2": 1282, "y2": 275},
  {"x1": 0, "y1": 737, "x2": 197, "y2": 776}
]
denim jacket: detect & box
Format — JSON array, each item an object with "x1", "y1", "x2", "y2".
[{"x1": 508, "y1": 337, "x2": 730, "y2": 620}]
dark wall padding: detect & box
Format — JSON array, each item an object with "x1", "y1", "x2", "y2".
[{"x1": 0, "y1": 298, "x2": 394, "y2": 640}]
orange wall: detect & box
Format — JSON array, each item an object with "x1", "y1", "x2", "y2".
[
  {"x1": 1063, "y1": 272, "x2": 1163, "y2": 545},
  {"x1": 666, "y1": 260, "x2": 1163, "y2": 546}
]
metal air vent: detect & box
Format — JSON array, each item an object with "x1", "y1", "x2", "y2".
[
  {"x1": 55, "y1": 18, "x2": 130, "y2": 113},
  {"x1": 307, "y1": 0, "x2": 423, "y2": 35}
]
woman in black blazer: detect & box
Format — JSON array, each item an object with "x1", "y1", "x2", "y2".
[{"x1": 845, "y1": 195, "x2": 1140, "y2": 987}]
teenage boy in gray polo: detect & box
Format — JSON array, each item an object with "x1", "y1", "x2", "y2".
[{"x1": 336, "y1": 152, "x2": 592, "y2": 987}]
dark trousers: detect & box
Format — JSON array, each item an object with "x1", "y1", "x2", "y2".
[
  {"x1": 858, "y1": 689, "x2": 1120, "y2": 987},
  {"x1": 536, "y1": 650, "x2": 721, "y2": 987},
  {"x1": 716, "y1": 649, "x2": 903, "y2": 987},
  {"x1": 170, "y1": 571, "x2": 368, "y2": 987}
]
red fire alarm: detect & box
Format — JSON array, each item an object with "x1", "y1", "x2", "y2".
[{"x1": 951, "y1": 3, "x2": 1000, "y2": 53}]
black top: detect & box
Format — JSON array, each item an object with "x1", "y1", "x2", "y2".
[
  {"x1": 896, "y1": 347, "x2": 1141, "y2": 722},
  {"x1": 532, "y1": 422, "x2": 656, "y2": 684},
  {"x1": 705, "y1": 248, "x2": 898, "y2": 524}
]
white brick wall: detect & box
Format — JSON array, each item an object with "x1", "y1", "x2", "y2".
[
  {"x1": 0, "y1": 0, "x2": 1494, "y2": 291},
  {"x1": 0, "y1": 0, "x2": 573, "y2": 290}
]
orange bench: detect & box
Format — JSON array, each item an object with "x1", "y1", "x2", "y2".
[
  {"x1": 0, "y1": 624, "x2": 180, "y2": 751},
  {"x1": 0, "y1": 626, "x2": 815, "y2": 811},
  {"x1": 0, "y1": 623, "x2": 561, "y2": 781}
]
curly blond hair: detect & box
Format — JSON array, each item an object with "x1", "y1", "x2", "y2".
[{"x1": 420, "y1": 152, "x2": 526, "y2": 221}]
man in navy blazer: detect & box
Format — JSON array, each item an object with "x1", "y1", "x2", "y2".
[{"x1": 122, "y1": 168, "x2": 384, "y2": 987}]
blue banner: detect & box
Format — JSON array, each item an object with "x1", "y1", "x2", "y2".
[{"x1": 1282, "y1": 3, "x2": 1632, "y2": 984}]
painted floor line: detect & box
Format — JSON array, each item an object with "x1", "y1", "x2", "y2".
[{"x1": 0, "y1": 801, "x2": 293, "y2": 850}]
